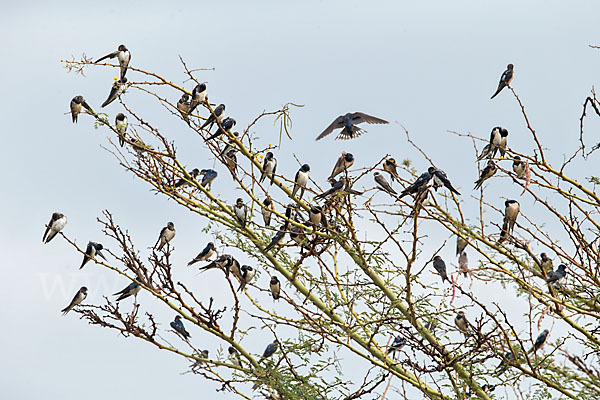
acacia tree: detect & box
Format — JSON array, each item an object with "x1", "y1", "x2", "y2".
[{"x1": 56, "y1": 49, "x2": 600, "y2": 400}]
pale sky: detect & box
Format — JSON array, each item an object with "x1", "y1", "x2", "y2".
[{"x1": 2, "y1": 1, "x2": 599, "y2": 399}]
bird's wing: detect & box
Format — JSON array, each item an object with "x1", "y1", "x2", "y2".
[
  {"x1": 351, "y1": 112, "x2": 389, "y2": 125},
  {"x1": 315, "y1": 116, "x2": 345, "y2": 141},
  {"x1": 42, "y1": 216, "x2": 53, "y2": 242},
  {"x1": 95, "y1": 50, "x2": 119, "y2": 63}
]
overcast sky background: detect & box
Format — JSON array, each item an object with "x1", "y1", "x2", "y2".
[{"x1": 2, "y1": 1, "x2": 599, "y2": 399}]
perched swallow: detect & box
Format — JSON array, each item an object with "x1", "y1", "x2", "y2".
[
  {"x1": 399, "y1": 167, "x2": 435, "y2": 198},
  {"x1": 491, "y1": 63, "x2": 514, "y2": 99},
  {"x1": 314, "y1": 178, "x2": 345, "y2": 201},
  {"x1": 316, "y1": 112, "x2": 388, "y2": 140},
  {"x1": 177, "y1": 93, "x2": 192, "y2": 125},
  {"x1": 454, "y1": 311, "x2": 472, "y2": 334},
  {"x1": 388, "y1": 335, "x2": 407, "y2": 355},
  {"x1": 264, "y1": 226, "x2": 286, "y2": 252},
  {"x1": 228, "y1": 346, "x2": 242, "y2": 367},
  {"x1": 408, "y1": 186, "x2": 432, "y2": 217},
  {"x1": 171, "y1": 315, "x2": 191, "y2": 339},
  {"x1": 70, "y1": 96, "x2": 93, "y2": 123},
  {"x1": 383, "y1": 158, "x2": 400, "y2": 182},
  {"x1": 61, "y1": 286, "x2": 87, "y2": 315},
  {"x1": 458, "y1": 251, "x2": 469, "y2": 277},
  {"x1": 456, "y1": 235, "x2": 467, "y2": 256},
  {"x1": 432, "y1": 168, "x2": 461, "y2": 195},
  {"x1": 200, "y1": 169, "x2": 217, "y2": 189},
  {"x1": 101, "y1": 77, "x2": 127, "y2": 108},
  {"x1": 207, "y1": 117, "x2": 236, "y2": 140},
  {"x1": 432, "y1": 255, "x2": 449, "y2": 283},
  {"x1": 292, "y1": 164, "x2": 310, "y2": 199},
  {"x1": 341, "y1": 177, "x2": 363, "y2": 196},
  {"x1": 532, "y1": 329, "x2": 549, "y2": 352},
  {"x1": 155, "y1": 222, "x2": 176, "y2": 251},
  {"x1": 289, "y1": 225, "x2": 305, "y2": 246},
  {"x1": 189, "y1": 83, "x2": 207, "y2": 114},
  {"x1": 270, "y1": 276, "x2": 281, "y2": 300},
  {"x1": 219, "y1": 131, "x2": 240, "y2": 157},
  {"x1": 115, "y1": 113, "x2": 128, "y2": 147},
  {"x1": 262, "y1": 340, "x2": 278, "y2": 358},
  {"x1": 423, "y1": 321, "x2": 437, "y2": 334},
  {"x1": 175, "y1": 168, "x2": 200, "y2": 189},
  {"x1": 512, "y1": 155, "x2": 526, "y2": 178},
  {"x1": 546, "y1": 264, "x2": 567, "y2": 285},
  {"x1": 201, "y1": 103, "x2": 225, "y2": 130},
  {"x1": 477, "y1": 127, "x2": 509, "y2": 160},
  {"x1": 42, "y1": 212, "x2": 67, "y2": 244},
  {"x1": 539, "y1": 252, "x2": 553, "y2": 272},
  {"x1": 80, "y1": 241, "x2": 106, "y2": 269},
  {"x1": 238, "y1": 265, "x2": 256, "y2": 292},
  {"x1": 261, "y1": 198, "x2": 274, "y2": 226},
  {"x1": 259, "y1": 152, "x2": 278, "y2": 186},
  {"x1": 114, "y1": 275, "x2": 143, "y2": 301},
  {"x1": 309, "y1": 205, "x2": 327, "y2": 227},
  {"x1": 374, "y1": 172, "x2": 397, "y2": 196},
  {"x1": 187, "y1": 242, "x2": 216, "y2": 266},
  {"x1": 234, "y1": 198, "x2": 248, "y2": 227},
  {"x1": 283, "y1": 203, "x2": 300, "y2": 229},
  {"x1": 499, "y1": 200, "x2": 520, "y2": 243},
  {"x1": 95, "y1": 44, "x2": 131, "y2": 80},
  {"x1": 496, "y1": 351, "x2": 514, "y2": 375},
  {"x1": 329, "y1": 152, "x2": 354, "y2": 180},
  {"x1": 199, "y1": 254, "x2": 240, "y2": 277},
  {"x1": 474, "y1": 160, "x2": 497, "y2": 190}
]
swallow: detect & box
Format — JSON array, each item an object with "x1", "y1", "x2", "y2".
[
  {"x1": 383, "y1": 158, "x2": 400, "y2": 182},
  {"x1": 175, "y1": 168, "x2": 200, "y2": 189},
  {"x1": 42, "y1": 212, "x2": 67, "y2": 244},
  {"x1": 200, "y1": 169, "x2": 217, "y2": 189},
  {"x1": 70, "y1": 96, "x2": 93, "y2": 123},
  {"x1": 264, "y1": 226, "x2": 286, "y2": 252},
  {"x1": 201, "y1": 103, "x2": 225, "y2": 130},
  {"x1": 454, "y1": 311, "x2": 472, "y2": 334},
  {"x1": 314, "y1": 178, "x2": 344, "y2": 201},
  {"x1": 187, "y1": 242, "x2": 216, "y2": 266},
  {"x1": 199, "y1": 254, "x2": 238, "y2": 275},
  {"x1": 432, "y1": 168, "x2": 461, "y2": 195},
  {"x1": 458, "y1": 251, "x2": 469, "y2": 277},
  {"x1": 388, "y1": 335, "x2": 406, "y2": 356},
  {"x1": 270, "y1": 276, "x2": 281, "y2": 300},
  {"x1": 513, "y1": 155, "x2": 526, "y2": 178},
  {"x1": 225, "y1": 149, "x2": 238, "y2": 178},
  {"x1": 292, "y1": 164, "x2": 310, "y2": 199},
  {"x1": 61, "y1": 286, "x2": 87, "y2": 315},
  {"x1": 456, "y1": 235, "x2": 467, "y2": 256},
  {"x1": 546, "y1": 264, "x2": 567, "y2": 285},
  {"x1": 170, "y1": 315, "x2": 191, "y2": 339},
  {"x1": 474, "y1": 160, "x2": 497, "y2": 190},
  {"x1": 207, "y1": 117, "x2": 236, "y2": 140},
  {"x1": 329, "y1": 152, "x2": 354, "y2": 180},
  {"x1": 496, "y1": 351, "x2": 514, "y2": 375},
  {"x1": 498, "y1": 200, "x2": 520, "y2": 243},
  {"x1": 101, "y1": 77, "x2": 128, "y2": 108},
  {"x1": 423, "y1": 321, "x2": 437, "y2": 334},
  {"x1": 114, "y1": 275, "x2": 143, "y2": 301},
  {"x1": 95, "y1": 44, "x2": 131, "y2": 80},
  {"x1": 283, "y1": 203, "x2": 300, "y2": 229},
  {"x1": 80, "y1": 241, "x2": 107, "y2": 269},
  {"x1": 259, "y1": 152, "x2": 278, "y2": 186},
  {"x1": 374, "y1": 172, "x2": 397, "y2": 196},
  {"x1": 189, "y1": 83, "x2": 207, "y2": 114},
  {"x1": 177, "y1": 93, "x2": 192, "y2": 125},
  {"x1": 262, "y1": 198, "x2": 274, "y2": 226},
  {"x1": 232, "y1": 198, "x2": 248, "y2": 227},
  {"x1": 432, "y1": 255, "x2": 449, "y2": 283},
  {"x1": 539, "y1": 252, "x2": 553, "y2": 272},
  {"x1": 114, "y1": 113, "x2": 128, "y2": 147},
  {"x1": 154, "y1": 222, "x2": 176, "y2": 251},
  {"x1": 491, "y1": 63, "x2": 514, "y2": 99},
  {"x1": 289, "y1": 225, "x2": 305, "y2": 247},
  {"x1": 238, "y1": 265, "x2": 256, "y2": 291},
  {"x1": 316, "y1": 112, "x2": 388, "y2": 140},
  {"x1": 309, "y1": 205, "x2": 327, "y2": 227},
  {"x1": 228, "y1": 346, "x2": 242, "y2": 367},
  {"x1": 262, "y1": 340, "x2": 278, "y2": 358},
  {"x1": 399, "y1": 167, "x2": 435, "y2": 198},
  {"x1": 477, "y1": 127, "x2": 509, "y2": 161},
  {"x1": 219, "y1": 131, "x2": 240, "y2": 157},
  {"x1": 532, "y1": 329, "x2": 549, "y2": 352},
  {"x1": 408, "y1": 186, "x2": 432, "y2": 217}
]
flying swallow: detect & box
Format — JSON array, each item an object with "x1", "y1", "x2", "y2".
[
  {"x1": 80, "y1": 241, "x2": 107, "y2": 269},
  {"x1": 114, "y1": 275, "x2": 143, "y2": 301},
  {"x1": 458, "y1": 251, "x2": 469, "y2": 277},
  {"x1": 175, "y1": 168, "x2": 200, "y2": 189},
  {"x1": 42, "y1": 212, "x2": 67, "y2": 244},
  {"x1": 546, "y1": 264, "x2": 567, "y2": 285},
  {"x1": 70, "y1": 96, "x2": 93, "y2": 123},
  {"x1": 539, "y1": 252, "x2": 553, "y2": 272},
  {"x1": 292, "y1": 164, "x2": 310, "y2": 199},
  {"x1": 189, "y1": 83, "x2": 207, "y2": 114},
  {"x1": 270, "y1": 276, "x2": 281, "y2": 300},
  {"x1": 474, "y1": 160, "x2": 497, "y2": 190},
  {"x1": 233, "y1": 198, "x2": 248, "y2": 227},
  {"x1": 432, "y1": 255, "x2": 449, "y2": 283},
  {"x1": 316, "y1": 112, "x2": 388, "y2": 140},
  {"x1": 115, "y1": 113, "x2": 128, "y2": 147},
  {"x1": 383, "y1": 158, "x2": 400, "y2": 182},
  {"x1": 207, "y1": 117, "x2": 236, "y2": 140},
  {"x1": 329, "y1": 152, "x2": 354, "y2": 180},
  {"x1": 432, "y1": 168, "x2": 461, "y2": 195},
  {"x1": 201, "y1": 103, "x2": 225, "y2": 130},
  {"x1": 512, "y1": 155, "x2": 526, "y2": 178},
  {"x1": 477, "y1": 127, "x2": 509, "y2": 161},
  {"x1": 491, "y1": 63, "x2": 514, "y2": 99},
  {"x1": 264, "y1": 226, "x2": 286, "y2": 252},
  {"x1": 228, "y1": 346, "x2": 242, "y2": 367},
  {"x1": 259, "y1": 152, "x2": 278, "y2": 186},
  {"x1": 225, "y1": 149, "x2": 238, "y2": 178},
  {"x1": 399, "y1": 167, "x2": 435, "y2": 198},
  {"x1": 456, "y1": 235, "x2": 467, "y2": 256},
  {"x1": 155, "y1": 222, "x2": 176, "y2": 251},
  {"x1": 200, "y1": 169, "x2": 217, "y2": 189},
  {"x1": 262, "y1": 340, "x2": 278, "y2": 358},
  {"x1": 95, "y1": 44, "x2": 131, "y2": 80},
  {"x1": 498, "y1": 200, "x2": 520, "y2": 243},
  {"x1": 187, "y1": 242, "x2": 216, "y2": 266},
  {"x1": 61, "y1": 286, "x2": 87, "y2": 315},
  {"x1": 262, "y1": 198, "x2": 274, "y2": 226},
  {"x1": 238, "y1": 265, "x2": 256, "y2": 292},
  {"x1": 177, "y1": 93, "x2": 192, "y2": 125},
  {"x1": 170, "y1": 315, "x2": 191, "y2": 339},
  {"x1": 309, "y1": 205, "x2": 327, "y2": 227},
  {"x1": 374, "y1": 172, "x2": 397, "y2": 196},
  {"x1": 454, "y1": 311, "x2": 472, "y2": 334},
  {"x1": 101, "y1": 77, "x2": 127, "y2": 108},
  {"x1": 532, "y1": 329, "x2": 549, "y2": 352}
]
